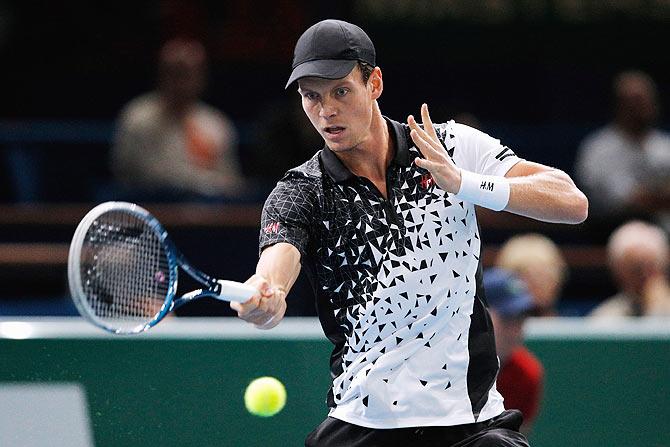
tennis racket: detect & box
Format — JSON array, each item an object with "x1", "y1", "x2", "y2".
[{"x1": 67, "y1": 201, "x2": 257, "y2": 334}]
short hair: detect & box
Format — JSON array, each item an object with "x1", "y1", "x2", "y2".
[
  {"x1": 607, "y1": 220, "x2": 669, "y2": 268},
  {"x1": 358, "y1": 61, "x2": 374, "y2": 84},
  {"x1": 496, "y1": 233, "x2": 567, "y2": 283}
]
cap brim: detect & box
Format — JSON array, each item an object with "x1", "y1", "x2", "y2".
[{"x1": 285, "y1": 59, "x2": 358, "y2": 89}]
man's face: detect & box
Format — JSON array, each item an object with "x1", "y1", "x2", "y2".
[
  {"x1": 518, "y1": 266, "x2": 561, "y2": 311},
  {"x1": 612, "y1": 245, "x2": 661, "y2": 297},
  {"x1": 297, "y1": 66, "x2": 377, "y2": 153},
  {"x1": 616, "y1": 77, "x2": 658, "y2": 131}
]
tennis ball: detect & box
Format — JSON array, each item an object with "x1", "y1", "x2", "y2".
[{"x1": 244, "y1": 376, "x2": 286, "y2": 417}]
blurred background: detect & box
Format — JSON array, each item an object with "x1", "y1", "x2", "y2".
[
  {"x1": 1, "y1": 1, "x2": 670, "y2": 446},
  {"x1": 2, "y1": 0, "x2": 670, "y2": 317}
]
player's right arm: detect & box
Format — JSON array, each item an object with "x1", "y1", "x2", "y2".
[
  {"x1": 231, "y1": 172, "x2": 317, "y2": 329},
  {"x1": 230, "y1": 242, "x2": 302, "y2": 329}
]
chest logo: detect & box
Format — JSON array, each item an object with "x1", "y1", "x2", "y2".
[{"x1": 420, "y1": 173, "x2": 436, "y2": 189}]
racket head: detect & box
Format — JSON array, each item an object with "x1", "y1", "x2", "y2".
[{"x1": 68, "y1": 202, "x2": 179, "y2": 334}]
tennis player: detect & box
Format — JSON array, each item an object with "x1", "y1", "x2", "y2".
[{"x1": 232, "y1": 19, "x2": 588, "y2": 446}]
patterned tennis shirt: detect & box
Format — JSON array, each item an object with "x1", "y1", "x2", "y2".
[{"x1": 259, "y1": 117, "x2": 521, "y2": 428}]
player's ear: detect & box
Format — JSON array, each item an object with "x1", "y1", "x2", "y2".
[{"x1": 369, "y1": 67, "x2": 383, "y2": 100}]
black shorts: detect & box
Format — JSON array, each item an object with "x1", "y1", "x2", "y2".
[{"x1": 305, "y1": 409, "x2": 529, "y2": 447}]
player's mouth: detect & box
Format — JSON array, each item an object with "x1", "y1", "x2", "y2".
[{"x1": 323, "y1": 126, "x2": 346, "y2": 137}]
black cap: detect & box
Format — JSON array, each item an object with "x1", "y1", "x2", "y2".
[{"x1": 285, "y1": 19, "x2": 376, "y2": 89}]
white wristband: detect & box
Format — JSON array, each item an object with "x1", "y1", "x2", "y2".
[{"x1": 456, "y1": 169, "x2": 510, "y2": 211}]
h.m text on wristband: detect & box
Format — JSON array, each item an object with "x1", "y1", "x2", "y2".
[{"x1": 456, "y1": 169, "x2": 510, "y2": 211}]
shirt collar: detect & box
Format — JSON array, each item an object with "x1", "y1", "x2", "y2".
[{"x1": 320, "y1": 116, "x2": 412, "y2": 183}]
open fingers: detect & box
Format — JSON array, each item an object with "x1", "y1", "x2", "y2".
[
  {"x1": 407, "y1": 114, "x2": 419, "y2": 132},
  {"x1": 409, "y1": 125, "x2": 444, "y2": 161},
  {"x1": 407, "y1": 113, "x2": 431, "y2": 138},
  {"x1": 420, "y1": 103, "x2": 439, "y2": 142},
  {"x1": 408, "y1": 111, "x2": 444, "y2": 159}
]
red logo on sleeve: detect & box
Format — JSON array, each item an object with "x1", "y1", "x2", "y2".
[{"x1": 263, "y1": 222, "x2": 280, "y2": 234}]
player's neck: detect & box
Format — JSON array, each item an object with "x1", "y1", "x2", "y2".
[{"x1": 337, "y1": 105, "x2": 392, "y2": 183}]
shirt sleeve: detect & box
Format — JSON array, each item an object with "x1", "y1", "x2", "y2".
[
  {"x1": 259, "y1": 176, "x2": 317, "y2": 258},
  {"x1": 446, "y1": 122, "x2": 523, "y2": 176}
]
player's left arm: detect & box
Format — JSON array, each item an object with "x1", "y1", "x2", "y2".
[
  {"x1": 409, "y1": 103, "x2": 588, "y2": 224},
  {"x1": 503, "y1": 160, "x2": 588, "y2": 224}
]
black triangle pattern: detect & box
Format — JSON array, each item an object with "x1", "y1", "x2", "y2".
[{"x1": 259, "y1": 122, "x2": 494, "y2": 417}]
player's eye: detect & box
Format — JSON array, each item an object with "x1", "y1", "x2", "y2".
[
  {"x1": 335, "y1": 88, "x2": 349, "y2": 97},
  {"x1": 304, "y1": 92, "x2": 319, "y2": 101}
]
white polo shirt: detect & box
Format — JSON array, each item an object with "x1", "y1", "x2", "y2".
[{"x1": 260, "y1": 117, "x2": 521, "y2": 428}]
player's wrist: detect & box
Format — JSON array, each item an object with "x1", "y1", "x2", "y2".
[
  {"x1": 447, "y1": 166, "x2": 462, "y2": 194},
  {"x1": 456, "y1": 169, "x2": 510, "y2": 211}
]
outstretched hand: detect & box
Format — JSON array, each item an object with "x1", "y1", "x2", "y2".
[
  {"x1": 230, "y1": 273, "x2": 287, "y2": 329},
  {"x1": 407, "y1": 103, "x2": 462, "y2": 194}
]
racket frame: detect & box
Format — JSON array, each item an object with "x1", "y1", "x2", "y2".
[
  {"x1": 68, "y1": 202, "x2": 257, "y2": 334},
  {"x1": 68, "y1": 202, "x2": 178, "y2": 333},
  {"x1": 68, "y1": 201, "x2": 237, "y2": 335}
]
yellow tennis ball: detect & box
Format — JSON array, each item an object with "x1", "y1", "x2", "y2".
[{"x1": 244, "y1": 376, "x2": 286, "y2": 417}]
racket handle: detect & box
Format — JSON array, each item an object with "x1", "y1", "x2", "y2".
[{"x1": 217, "y1": 280, "x2": 257, "y2": 303}]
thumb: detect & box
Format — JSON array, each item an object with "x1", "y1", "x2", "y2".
[
  {"x1": 247, "y1": 273, "x2": 273, "y2": 296},
  {"x1": 230, "y1": 300, "x2": 243, "y2": 312},
  {"x1": 414, "y1": 157, "x2": 438, "y2": 171},
  {"x1": 259, "y1": 279, "x2": 274, "y2": 297}
]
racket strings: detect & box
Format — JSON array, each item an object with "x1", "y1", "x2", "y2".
[{"x1": 80, "y1": 210, "x2": 170, "y2": 329}]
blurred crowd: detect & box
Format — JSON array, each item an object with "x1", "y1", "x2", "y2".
[
  {"x1": 107, "y1": 38, "x2": 317, "y2": 204},
  {"x1": 108, "y1": 38, "x2": 670, "y2": 308},
  {"x1": 4, "y1": 35, "x2": 670, "y2": 321},
  {"x1": 111, "y1": 39, "x2": 246, "y2": 202},
  {"x1": 575, "y1": 70, "x2": 670, "y2": 235},
  {"x1": 105, "y1": 40, "x2": 670, "y2": 224}
]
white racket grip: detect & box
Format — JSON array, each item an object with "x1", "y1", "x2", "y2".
[{"x1": 217, "y1": 280, "x2": 257, "y2": 303}]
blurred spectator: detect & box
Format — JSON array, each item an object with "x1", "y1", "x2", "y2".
[
  {"x1": 496, "y1": 233, "x2": 568, "y2": 317},
  {"x1": 484, "y1": 268, "x2": 544, "y2": 435},
  {"x1": 590, "y1": 220, "x2": 670, "y2": 317},
  {"x1": 110, "y1": 38, "x2": 246, "y2": 201},
  {"x1": 575, "y1": 70, "x2": 670, "y2": 232}
]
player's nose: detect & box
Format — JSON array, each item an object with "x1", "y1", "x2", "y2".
[{"x1": 319, "y1": 98, "x2": 337, "y2": 119}]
